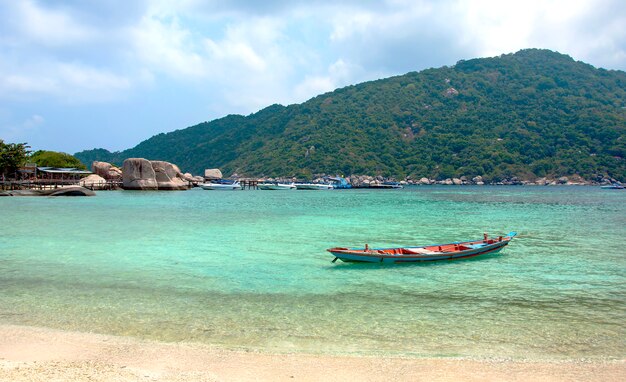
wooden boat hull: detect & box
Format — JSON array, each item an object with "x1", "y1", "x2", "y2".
[{"x1": 327, "y1": 232, "x2": 516, "y2": 263}]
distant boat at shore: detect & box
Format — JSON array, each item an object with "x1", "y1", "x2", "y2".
[
  {"x1": 325, "y1": 176, "x2": 352, "y2": 189},
  {"x1": 328, "y1": 232, "x2": 517, "y2": 264},
  {"x1": 295, "y1": 182, "x2": 334, "y2": 190},
  {"x1": 600, "y1": 183, "x2": 624, "y2": 189},
  {"x1": 199, "y1": 179, "x2": 241, "y2": 190},
  {"x1": 258, "y1": 182, "x2": 296, "y2": 190},
  {"x1": 368, "y1": 181, "x2": 403, "y2": 189}
]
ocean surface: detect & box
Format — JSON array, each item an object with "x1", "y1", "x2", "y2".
[{"x1": 0, "y1": 186, "x2": 624, "y2": 360}]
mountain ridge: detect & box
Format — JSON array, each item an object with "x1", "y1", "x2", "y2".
[{"x1": 75, "y1": 49, "x2": 626, "y2": 182}]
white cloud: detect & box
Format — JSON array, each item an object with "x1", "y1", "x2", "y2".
[
  {"x1": 294, "y1": 59, "x2": 363, "y2": 101},
  {"x1": 131, "y1": 14, "x2": 208, "y2": 78},
  {"x1": 0, "y1": 60, "x2": 131, "y2": 103},
  {"x1": 9, "y1": 0, "x2": 94, "y2": 47}
]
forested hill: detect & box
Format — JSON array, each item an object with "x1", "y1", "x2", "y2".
[{"x1": 75, "y1": 49, "x2": 626, "y2": 182}]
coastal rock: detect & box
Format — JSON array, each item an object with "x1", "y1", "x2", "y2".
[
  {"x1": 452, "y1": 178, "x2": 463, "y2": 185},
  {"x1": 2, "y1": 186, "x2": 95, "y2": 196},
  {"x1": 92, "y1": 161, "x2": 122, "y2": 181},
  {"x1": 558, "y1": 176, "x2": 569, "y2": 184},
  {"x1": 47, "y1": 186, "x2": 96, "y2": 196},
  {"x1": 79, "y1": 174, "x2": 106, "y2": 189},
  {"x1": 151, "y1": 161, "x2": 190, "y2": 190},
  {"x1": 204, "y1": 169, "x2": 223, "y2": 179},
  {"x1": 122, "y1": 158, "x2": 158, "y2": 190},
  {"x1": 444, "y1": 178, "x2": 454, "y2": 185},
  {"x1": 472, "y1": 176, "x2": 483, "y2": 184}
]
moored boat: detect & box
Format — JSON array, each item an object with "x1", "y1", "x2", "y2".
[
  {"x1": 600, "y1": 183, "x2": 624, "y2": 189},
  {"x1": 326, "y1": 176, "x2": 352, "y2": 189},
  {"x1": 199, "y1": 179, "x2": 241, "y2": 190},
  {"x1": 258, "y1": 182, "x2": 296, "y2": 190},
  {"x1": 369, "y1": 181, "x2": 403, "y2": 189},
  {"x1": 295, "y1": 182, "x2": 334, "y2": 190},
  {"x1": 327, "y1": 232, "x2": 517, "y2": 263}
]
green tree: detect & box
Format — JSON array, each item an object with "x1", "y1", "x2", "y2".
[
  {"x1": 30, "y1": 150, "x2": 87, "y2": 169},
  {"x1": 0, "y1": 140, "x2": 30, "y2": 179}
]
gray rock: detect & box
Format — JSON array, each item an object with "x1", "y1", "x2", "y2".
[
  {"x1": 47, "y1": 186, "x2": 96, "y2": 196},
  {"x1": 122, "y1": 158, "x2": 158, "y2": 190},
  {"x1": 92, "y1": 161, "x2": 122, "y2": 181},
  {"x1": 1, "y1": 186, "x2": 95, "y2": 196},
  {"x1": 204, "y1": 169, "x2": 223, "y2": 179},
  {"x1": 151, "y1": 161, "x2": 189, "y2": 190},
  {"x1": 79, "y1": 174, "x2": 106, "y2": 189}
]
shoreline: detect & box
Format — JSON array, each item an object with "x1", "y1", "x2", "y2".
[{"x1": 1, "y1": 324, "x2": 623, "y2": 381}]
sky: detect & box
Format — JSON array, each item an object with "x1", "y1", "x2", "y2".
[{"x1": 1, "y1": 0, "x2": 625, "y2": 154}]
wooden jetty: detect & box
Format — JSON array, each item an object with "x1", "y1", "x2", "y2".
[
  {"x1": 238, "y1": 179, "x2": 259, "y2": 190},
  {"x1": 0, "y1": 180, "x2": 122, "y2": 191}
]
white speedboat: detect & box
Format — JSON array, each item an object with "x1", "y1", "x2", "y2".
[
  {"x1": 295, "y1": 183, "x2": 334, "y2": 190},
  {"x1": 257, "y1": 182, "x2": 296, "y2": 190},
  {"x1": 600, "y1": 183, "x2": 624, "y2": 189},
  {"x1": 199, "y1": 179, "x2": 242, "y2": 190}
]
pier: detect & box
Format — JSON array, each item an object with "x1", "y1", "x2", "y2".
[
  {"x1": 0, "y1": 180, "x2": 122, "y2": 191},
  {"x1": 238, "y1": 179, "x2": 259, "y2": 190}
]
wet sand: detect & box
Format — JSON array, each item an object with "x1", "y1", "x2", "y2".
[{"x1": 0, "y1": 324, "x2": 623, "y2": 381}]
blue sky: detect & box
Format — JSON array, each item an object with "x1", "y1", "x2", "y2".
[{"x1": 1, "y1": 0, "x2": 625, "y2": 154}]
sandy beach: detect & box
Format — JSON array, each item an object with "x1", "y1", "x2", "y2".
[{"x1": 0, "y1": 325, "x2": 623, "y2": 382}]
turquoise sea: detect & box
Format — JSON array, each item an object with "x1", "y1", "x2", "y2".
[{"x1": 0, "y1": 186, "x2": 624, "y2": 360}]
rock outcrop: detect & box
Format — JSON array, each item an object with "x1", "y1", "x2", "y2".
[
  {"x1": 204, "y1": 169, "x2": 223, "y2": 179},
  {"x1": 92, "y1": 161, "x2": 122, "y2": 181},
  {"x1": 151, "y1": 161, "x2": 189, "y2": 190},
  {"x1": 122, "y1": 158, "x2": 191, "y2": 190},
  {"x1": 79, "y1": 174, "x2": 106, "y2": 189},
  {"x1": 1, "y1": 186, "x2": 95, "y2": 196},
  {"x1": 122, "y1": 158, "x2": 158, "y2": 190}
]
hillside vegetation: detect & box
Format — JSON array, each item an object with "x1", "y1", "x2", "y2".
[
  {"x1": 30, "y1": 150, "x2": 86, "y2": 169},
  {"x1": 75, "y1": 49, "x2": 626, "y2": 182}
]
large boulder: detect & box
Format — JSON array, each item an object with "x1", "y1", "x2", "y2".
[
  {"x1": 204, "y1": 169, "x2": 223, "y2": 179},
  {"x1": 2, "y1": 186, "x2": 95, "y2": 196},
  {"x1": 79, "y1": 174, "x2": 106, "y2": 189},
  {"x1": 121, "y1": 158, "x2": 191, "y2": 190},
  {"x1": 151, "y1": 161, "x2": 189, "y2": 190},
  {"x1": 92, "y1": 161, "x2": 122, "y2": 181},
  {"x1": 46, "y1": 186, "x2": 96, "y2": 196},
  {"x1": 122, "y1": 158, "x2": 158, "y2": 190}
]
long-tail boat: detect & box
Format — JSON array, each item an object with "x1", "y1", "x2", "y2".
[{"x1": 327, "y1": 232, "x2": 517, "y2": 264}]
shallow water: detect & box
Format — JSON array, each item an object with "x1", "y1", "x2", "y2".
[{"x1": 0, "y1": 186, "x2": 624, "y2": 359}]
